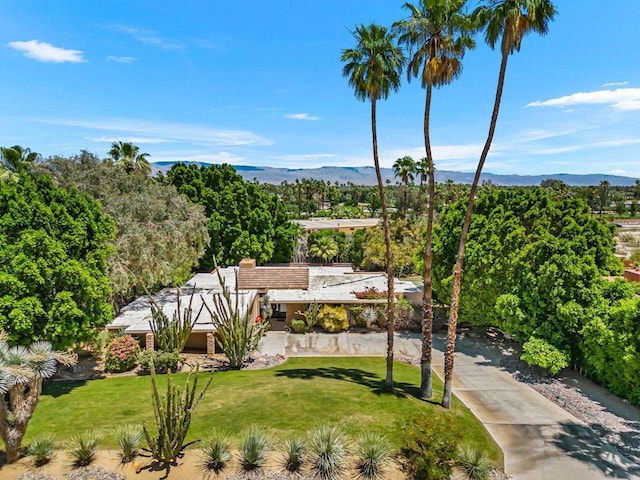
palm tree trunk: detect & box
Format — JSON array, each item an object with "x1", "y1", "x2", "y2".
[
  {"x1": 371, "y1": 98, "x2": 395, "y2": 393},
  {"x1": 421, "y1": 84, "x2": 435, "y2": 399},
  {"x1": 403, "y1": 180, "x2": 408, "y2": 219},
  {"x1": 442, "y1": 51, "x2": 509, "y2": 409}
]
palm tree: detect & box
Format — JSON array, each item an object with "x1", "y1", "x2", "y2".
[
  {"x1": 309, "y1": 236, "x2": 339, "y2": 265},
  {"x1": 394, "y1": 0, "x2": 475, "y2": 400},
  {"x1": 0, "y1": 145, "x2": 40, "y2": 176},
  {"x1": 416, "y1": 157, "x2": 430, "y2": 214},
  {"x1": 107, "y1": 141, "x2": 152, "y2": 175},
  {"x1": 0, "y1": 332, "x2": 76, "y2": 463},
  {"x1": 441, "y1": 0, "x2": 556, "y2": 408},
  {"x1": 342, "y1": 23, "x2": 405, "y2": 392},
  {"x1": 392, "y1": 156, "x2": 416, "y2": 219}
]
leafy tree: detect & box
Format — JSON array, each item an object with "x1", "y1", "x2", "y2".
[
  {"x1": 0, "y1": 145, "x2": 40, "y2": 175},
  {"x1": 0, "y1": 332, "x2": 76, "y2": 463},
  {"x1": 0, "y1": 173, "x2": 114, "y2": 348},
  {"x1": 107, "y1": 141, "x2": 151, "y2": 175},
  {"x1": 392, "y1": 156, "x2": 416, "y2": 219},
  {"x1": 440, "y1": 0, "x2": 557, "y2": 408},
  {"x1": 309, "y1": 236, "x2": 340, "y2": 265},
  {"x1": 394, "y1": 0, "x2": 475, "y2": 400},
  {"x1": 342, "y1": 23, "x2": 405, "y2": 391}
]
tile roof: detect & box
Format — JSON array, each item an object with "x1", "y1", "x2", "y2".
[{"x1": 237, "y1": 267, "x2": 309, "y2": 290}]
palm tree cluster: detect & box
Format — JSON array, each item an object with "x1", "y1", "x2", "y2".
[
  {"x1": 107, "y1": 141, "x2": 152, "y2": 175},
  {"x1": 341, "y1": 0, "x2": 556, "y2": 405}
]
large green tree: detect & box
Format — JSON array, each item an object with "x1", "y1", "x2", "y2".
[
  {"x1": 342, "y1": 23, "x2": 405, "y2": 392},
  {"x1": 392, "y1": 156, "x2": 416, "y2": 219},
  {"x1": 0, "y1": 173, "x2": 114, "y2": 348},
  {"x1": 440, "y1": 0, "x2": 556, "y2": 408},
  {"x1": 394, "y1": 0, "x2": 475, "y2": 400}
]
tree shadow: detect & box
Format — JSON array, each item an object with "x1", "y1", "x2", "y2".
[
  {"x1": 275, "y1": 366, "x2": 436, "y2": 402},
  {"x1": 551, "y1": 421, "x2": 640, "y2": 478},
  {"x1": 42, "y1": 379, "x2": 89, "y2": 397}
]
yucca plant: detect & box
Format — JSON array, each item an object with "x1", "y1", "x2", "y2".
[
  {"x1": 354, "y1": 432, "x2": 391, "y2": 479},
  {"x1": 239, "y1": 426, "x2": 270, "y2": 472},
  {"x1": 279, "y1": 435, "x2": 306, "y2": 473},
  {"x1": 200, "y1": 431, "x2": 232, "y2": 475},
  {"x1": 115, "y1": 424, "x2": 143, "y2": 463},
  {"x1": 27, "y1": 434, "x2": 56, "y2": 466},
  {"x1": 457, "y1": 446, "x2": 492, "y2": 480},
  {"x1": 308, "y1": 425, "x2": 349, "y2": 480},
  {"x1": 66, "y1": 431, "x2": 100, "y2": 466}
]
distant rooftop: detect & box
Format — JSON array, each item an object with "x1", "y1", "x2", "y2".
[{"x1": 295, "y1": 218, "x2": 379, "y2": 232}]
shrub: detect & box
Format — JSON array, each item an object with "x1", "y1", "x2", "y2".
[
  {"x1": 457, "y1": 446, "x2": 492, "y2": 480},
  {"x1": 279, "y1": 436, "x2": 306, "y2": 473},
  {"x1": 520, "y1": 337, "x2": 570, "y2": 376},
  {"x1": 354, "y1": 432, "x2": 391, "y2": 479},
  {"x1": 308, "y1": 425, "x2": 348, "y2": 480},
  {"x1": 66, "y1": 432, "x2": 100, "y2": 467},
  {"x1": 104, "y1": 334, "x2": 140, "y2": 373},
  {"x1": 395, "y1": 298, "x2": 419, "y2": 331},
  {"x1": 317, "y1": 305, "x2": 349, "y2": 333},
  {"x1": 291, "y1": 318, "x2": 307, "y2": 334},
  {"x1": 200, "y1": 431, "x2": 231, "y2": 475},
  {"x1": 239, "y1": 426, "x2": 270, "y2": 472},
  {"x1": 296, "y1": 301, "x2": 321, "y2": 332},
  {"x1": 149, "y1": 287, "x2": 202, "y2": 353},
  {"x1": 115, "y1": 424, "x2": 142, "y2": 463},
  {"x1": 27, "y1": 435, "x2": 56, "y2": 466},
  {"x1": 401, "y1": 415, "x2": 459, "y2": 480},
  {"x1": 139, "y1": 349, "x2": 181, "y2": 375}
]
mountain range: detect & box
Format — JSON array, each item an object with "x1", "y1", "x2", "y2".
[{"x1": 151, "y1": 162, "x2": 638, "y2": 187}]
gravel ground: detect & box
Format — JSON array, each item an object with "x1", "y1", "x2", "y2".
[{"x1": 14, "y1": 467, "x2": 126, "y2": 480}]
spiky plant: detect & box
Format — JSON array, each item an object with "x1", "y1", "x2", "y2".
[
  {"x1": 115, "y1": 424, "x2": 143, "y2": 463},
  {"x1": 27, "y1": 435, "x2": 56, "y2": 466},
  {"x1": 148, "y1": 286, "x2": 204, "y2": 353},
  {"x1": 66, "y1": 431, "x2": 100, "y2": 467},
  {"x1": 354, "y1": 432, "x2": 391, "y2": 479},
  {"x1": 308, "y1": 425, "x2": 349, "y2": 480},
  {"x1": 279, "y1": 436, "x2": 306, "y2": 473},
  {"x1": 457, "y1": 446, "x2": 492, "y2": 480},
  {"x1": 0, "y1": 332, "x2": 76, "y2": 463},
  {"x1": 200, "y1": 431, "x2": 232, "y2": 475},
  {"x1": 239, "y1": 426, "x2": 270, "y2": 472}
]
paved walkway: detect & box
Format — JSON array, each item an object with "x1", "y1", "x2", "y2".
[{"x1": 258, "y1": 330, "x2": 640, "y2": 479}]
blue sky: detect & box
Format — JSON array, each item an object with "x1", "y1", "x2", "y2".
[{"x1": 1, "y1": 1, "x2": 639, "y2": 177}]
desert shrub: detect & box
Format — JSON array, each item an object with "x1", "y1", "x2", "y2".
[
  {"x1": 297, "y1": 301, "x2": 321, "y2": 331},
  {"x1": 279, "y1": 436, "x2": 306, "y2": 473},
  {"x1": 354, "y1": 432, "x2": 391, "y2": 479},
  {"x1": 308, "y1": 425, "x2": 348, "y2": 480},
  {"x1": 317, "y1": 305, "x2": 349, "y2": 333},
  {"x1": 239, "y1": 426, "x2": 270, "y2": 472},
  {"x1": 520, "y1": 337, "x2": 570, "y2": 376},
  {"x1": 27, "y1": 435, "x2": 56, "y2": 466},
  {"x1": 201, "y1": 431, "x2": 232, "y2": 475},
  {"x1": 66, "y1": 432, "x2": 100, "y2": 466},
  {"x1": 290, "y1": 319, "x2": 307, "y2": 334},
  {"x1": 139, "y1": 349, "x2": 181, "y2": 375},
  {"x1": 104, "y1": 334, "x2": 140, "y2": 373},
  {"x1": 457, "y1": 446, "x2": 492, "y2": 480},
  {"x1": 115, "y1": 424, "x2": 142, "y2": 463},
  {"x1": 401, "y1": 415, "x2": 459, "y2": 480},
  {"x1": 395, "y1": 298, "x2": 419, "y2": 331},
  {"x1": 149, "y1": 287, "x2": 202, "y2": 353}
]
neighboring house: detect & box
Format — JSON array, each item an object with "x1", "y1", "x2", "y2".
[
  {"x1": 296, "y1": 218, "x2": 379, "y2": 235},
  {"x1": 107, "y1": 259, "x2": 421, "y2": 354}
]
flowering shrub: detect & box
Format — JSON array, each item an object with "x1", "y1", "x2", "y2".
[
  {"x1": 353, "y1": 287, "x2": 387, "y2": 300},
  {"x1": 105, "y1": 335, "x2": 140, "y2": 372}
]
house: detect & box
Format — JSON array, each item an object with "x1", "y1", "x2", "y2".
[
  {"x1": 295, "y1": 218, "x2": 380, "y2": 235},
  {"x1": 107, "y1": 260, "x2": 422, "y2": 354}
]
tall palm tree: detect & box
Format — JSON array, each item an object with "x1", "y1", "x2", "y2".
[
  {"x1": 0, "y1": 145, "x2": 40, "y2": 175},
  {"x1": 342, "y1": 23, "x2": 405, "y2": 392},
  {"x1": 416, "y1": 156, "x2": 430, "y2": 214},
  {"x1": 441, "y1": 0, "x2": 556, "y2": 408},
  {"x1": 394, "y1": 0, "x2": 475, "y2": 400},
  {"x1": 392, "y1": 156, "x2": 416, "y2": 219},
  {"x1": 309, "y1": 236, "x2": 339, "y2": 265},
  {"x1": 107, "y1": 141, "x2": 151, "y2": 175}
]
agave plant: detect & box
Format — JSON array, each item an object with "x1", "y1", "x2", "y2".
[
  {"x1": 27, "y1": 435, "x2": 57, "y2": 466},
  {"x1": 354, "y1": 432, "x2": 391, "y2": 479},
  {"x1": 66, "y1": 431, "x2": 100, "y2": 467},
  {"x1": 308, "y1": 425, "x2": 349, "y2": 480}
]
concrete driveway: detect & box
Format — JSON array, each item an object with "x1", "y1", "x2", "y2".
[{"x1": 259, "y1": 330, "x2": 640, "y2": 479}]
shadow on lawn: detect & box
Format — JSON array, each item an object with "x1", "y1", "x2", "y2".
[
  {"x1": 42, "y1": 379, "x2": 89, "y2": 398},
  {"x1": 275, "y1": 366, "x2": 437, "y2": 403}
]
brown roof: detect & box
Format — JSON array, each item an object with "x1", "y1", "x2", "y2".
[{"x1": 237, "y1": 267, "x2": 309, "y2": 290}]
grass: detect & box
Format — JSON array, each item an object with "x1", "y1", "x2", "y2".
[{"x1": 27, "y1": 357, "x2": 502, "y2": 465}]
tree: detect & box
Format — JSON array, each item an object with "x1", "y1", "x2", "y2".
[
  {"x1": 107, "y1": 141, "x2": 152, "y2": 175},
  {"x1": 598, "y1": 180, "x2": 610, "y2": 217},
  {"x1": 0, "y1": 145, "x2": 40, "y2": 180},
  {"x1": 309, "y1": 236, "x2": 340, "y2": 265},
  {"x1": 416, "y1": 157, "x2": 431, "y2": 214},
  {"x1": 342, "y1": 23, "x2": 405, "y2": 392},
  {"x1": 440, "y1": 0, "x2": 556, "y2": 408},
  {"x1": 0, "y1": 332, "x2": 76, "y2": 463},
  {"x1": 394, "y1": 0, "x2": 475, "y2": 400},
  {"x1": 392, "y1": 156, "x2": 416, "y2": 219}
]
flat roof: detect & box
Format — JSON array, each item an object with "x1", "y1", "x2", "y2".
[{"x1": 295, "y1": 218, "x2": 380, "y2": 231}]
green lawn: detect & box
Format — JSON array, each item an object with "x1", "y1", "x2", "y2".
[{"x1": 28, "y1": 357, "x2": 502, "y2": 464}]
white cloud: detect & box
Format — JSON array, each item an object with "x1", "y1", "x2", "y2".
[
  {"x1": 271, "y1": 153, "x2": 337, "y2": 161},
  {"x1": 527, "y1": 88, "x2": 640, "y2": 111},
  {"x1": 285, "y1": 113, "x2": 321, "y2": 121},
  {"x1": 111, "y1": 26, "x2": 183, "y2": 50},
  {"x1": 532, "y1": 138, "x2": 640, "y2": 155},
  {"x1": 151, "y1": 151, "x2": 245, "y2": 164},
  {"x1": 89, "y1": 136, "x2": 168, "y2": 144},
  {"x1": 602, "y1": 81, "x2": 628, "y2": 87},
  {"x1": 386, "y1": 143, "x2": 500, "y2": 163},
  {"x1": 8, "y1": 40, "x2": 85, "y2": 63},
  {"x1": 34, "y1": 117, "x2": 272, "y2": 146},
  {"x1": 107, "y1": 56, "x2": 136, "y2": 63}
]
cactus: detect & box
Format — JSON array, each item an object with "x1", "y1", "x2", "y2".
[
  {"x1": 142, "y1": 361, "x2": 213, "y2": 463},
  {"x1": 148, "y1": 286, "x2": 204, "y2": 353}
]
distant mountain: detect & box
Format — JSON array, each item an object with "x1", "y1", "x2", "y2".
[{"x1": 151, "y1": 162, "x2": 638, "y2": 187}]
